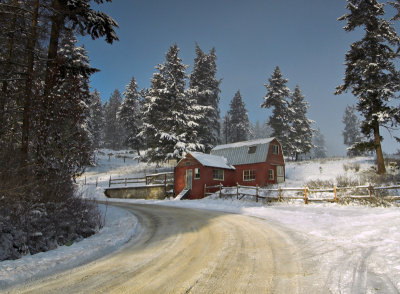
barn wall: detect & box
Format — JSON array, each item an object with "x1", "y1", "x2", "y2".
[{"x1": 175, "y1": 163, "x2": 235, "y2": 199}]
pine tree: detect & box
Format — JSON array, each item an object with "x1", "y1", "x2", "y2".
[
  {"x1": 289, "y1": 86, "x2": 314, "y2": 161},
  {"x1": 261, "y1": 66, "x2": 293, "y2": 154},
  {"x1": 335, "y1": 0, "x2": 400, "y2": 174},
  {"x1": 118, "y1": 77, "x2": 142, "y2": 154},
  {"x1": 312, "y1": 128, "x2": 328, "y2": 158},
  {"x1": 104, "y1": 89, "x2": 124, "y2": 150},
  {"x1": 342, "y1": 105, "x2": 364, "y2": 156},
  {"x1": 88, "y1": 89, "x2": 104, "y2": 149},
  {"x1": 227, "y1": 90, "x2": 251, "y2": 143},
  {"x1": 141, "y1": 44, "x2": 203, "y2": 163},
  {"x1": 221, "y1": 113, "x2": 232, "y2": 144},
  {"x1": 188, "y1": 44, "x2": 221, "y2": 152},
  {"x1": 34, "y1": 32, "x2": 95, "y2": 176}
]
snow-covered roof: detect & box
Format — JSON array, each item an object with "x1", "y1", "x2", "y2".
[
  {"x1": 212, "y1": 138, "x2": 275, "y2": 150},
  {"x1": 189, "y1": 152, "x2": 235, "y2": 170},
  {"x1": 211, "y1": 138, "x2": 277, "y2": 165}
]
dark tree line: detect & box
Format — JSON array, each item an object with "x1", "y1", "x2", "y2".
[{"x1": 0, "y1": 0, "x2": 118, "y2": 260}]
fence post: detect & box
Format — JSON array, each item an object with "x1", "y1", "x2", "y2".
[
  {"x1": 304, "y1": 185, "x2": 308, "y2": 204},
  {"x1": 219, "y1": 183, "x2": 222, "y2": 198},
  {"x1": 164, "y1": 173, "x2": 167, "y2": 197},
  {"x1": 369, "y1": 183, "x2": 373, "y2": 200},
  {"x1": 256, "y1": 185, "x2": 259, "y2": 202},
  {"x1": 278, "y1": 187, "x2": 282, "y2": 201},
  {"x1": 334, "y1": 186, "x2": 337, "y2": 202},
  {"x1": 204, "y1": 184, "x2": 206, "y2": 198},
  {"x1": 236, "y1": 182, "x2": 239, "y2": 200},
  {"x1": 96, "y1": 177, "x2": 98, "y2": 187},
  {"x1": 84, "y1": 176, "x2": 86, "y2": 185}
]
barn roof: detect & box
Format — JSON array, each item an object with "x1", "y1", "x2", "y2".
[
  {"x1": 189, "y1": 152, "x2": 235, "y2": 170},
  {"x1": 210, "y1": 138, "x2": 276, "y2": 165}
]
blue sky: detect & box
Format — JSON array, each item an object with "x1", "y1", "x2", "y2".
[{"x1": 79, "y1": 0, "x2": 399, "y2": 155}]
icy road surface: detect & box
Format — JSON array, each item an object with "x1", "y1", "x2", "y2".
[{"x1": 8, "y1": 203, "x2": 316, "y2": 294}]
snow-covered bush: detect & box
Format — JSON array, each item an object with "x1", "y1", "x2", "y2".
[{"x1": 0, "y1": 148, "x2": 102, "y2": 261}]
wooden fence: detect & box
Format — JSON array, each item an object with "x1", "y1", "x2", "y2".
[
  {"x1": 204, "y1": 183, "x2": 400, "y2": 204},
  {"x1": 108, "y1": 172, "x2": 174, "y2": 188}
]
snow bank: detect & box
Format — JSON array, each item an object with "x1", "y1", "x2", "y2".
[{"x1": 0, "y1": 204, "x2": 138, "y2": 289}]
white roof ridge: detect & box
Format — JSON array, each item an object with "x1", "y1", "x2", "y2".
[{"x1": 212, "y1": 137, "x2": 275, "y2": 151}]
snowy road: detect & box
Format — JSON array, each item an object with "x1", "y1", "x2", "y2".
[{"x1": 7, "y1": 203, "x2": 316, "y2": 293}]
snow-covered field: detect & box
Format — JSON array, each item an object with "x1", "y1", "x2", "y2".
[{"x1": 2, "y1": 150, "x2": 400, "y2": 292}]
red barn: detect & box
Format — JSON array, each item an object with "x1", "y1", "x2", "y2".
[{"x1": 174, "y1": 137, "x2": 285, "y2": 199}]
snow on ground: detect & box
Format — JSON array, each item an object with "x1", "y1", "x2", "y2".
[
  {"x1": 3, "y1": 151, "x2": 400, "y2": 293},
  {"x1": 0, "y1": 205, "x2": 139, "y2": 289}
]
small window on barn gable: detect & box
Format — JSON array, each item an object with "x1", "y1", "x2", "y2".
[
  {"x1": 248, "y1": 146, "x2": 257, "y2": 154},
  {"x1": 269, "y1": 169, "x2": 274, "y2": 180},
  {"x1": 272, "y1": 145, "x2": 279, "y2": 155},
  {"x1": 194, "y1": 168, "x2": 200, "y2": 179},
  {"x1": 243, "y1": 170, "x2": 256, "y2": 181},
  {"x1": 213, "y1": 169, "x2": 224, "y2": 180},
  {"x1": 185, "y1": 161, "x2": 191, "y2": 166}
]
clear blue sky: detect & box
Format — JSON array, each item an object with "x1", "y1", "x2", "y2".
[{"x1": 79, "y1": 0, "x2": 399, "y2": 156}]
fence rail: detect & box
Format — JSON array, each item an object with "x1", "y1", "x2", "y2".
[{"x1": 205, "y1": 183, "x2": 400, "y2": 204}]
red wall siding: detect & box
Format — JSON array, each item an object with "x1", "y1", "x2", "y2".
[
  {"x1": 174, "y1": 139, "x2": 285, "y2": 199},
  {"x1": 174, "y1": 155, "x2": 235, "y2": 199}
]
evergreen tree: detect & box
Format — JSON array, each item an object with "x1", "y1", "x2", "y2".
[
  {"x1": 342, "y1": 105, "x2": 364, "y2": 156},
  {"x1": 227, "y1": 90, "x2": 251, "y2": 143},
  {"x1": 335, "y1": 0, "x2": 400, "y2": 174},
  {"x1": 188, "y1": 44, "x2": 221, "y2": 152},
  {"x1": 141, "y1": 44, "x2": 203, "y2": 163},
  {"x1": 118, "y1": 77, "x2": 142, "y2": 154},
  {"x1": 312, "y1": 128, "x2": 328, "y2": 158},
  {"x1": 221, "y1": 113, "x2": 232, "y2": 144},
  {"x1": 104, "y1": 89, "x2": 124, "y2": 149},
  {"x1": 88, "y1": 89, "x2": 104, "y2": 149},
  {"x1": 33, "y1": 31, "x2": 94, "y2": 179},
  {"x1": 261, "y1": 66, "x2": 293, "y2": 154},
  {"x1": 289, "y1": 86, "x2": 314, "y2": 161}
]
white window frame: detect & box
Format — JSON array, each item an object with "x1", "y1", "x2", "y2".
[
  {"x1": 269, "y1": 169, "x2": 274, "y2": 180},
  {"x1": 213, "y1": 169, "x2": 224, "y2": 180},
  {"x1": 194, "y1": 168, "x2": 200, "y2": 179},
  {"x1": 272, "y1": 145, "x2": 279, "y2": 155},
  {"x1": 243, "y1": 170, "x2": 256, "y2": 181}
]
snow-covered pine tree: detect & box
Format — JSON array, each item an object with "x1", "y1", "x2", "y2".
[
  {"x1": 141, "y1": 44, "x2": 203, "y2": 163},
  {"x1": 289, "y1": 85, "x2": 314, "y2": 161},
  {"x1": 261, "y1": 66, "x2": 293, "y2": 155},
  {"x1": 228, "y1": 90, "x2": 251, "y2": 143},
  {"x1": 188, "y1": 44, "x2": 221, "y2": 152},
  {"x1": 312, "y1": 128, "x2": 328, "y2": 158},
  {"x1": 104, "y1": 89, "x2": 124, "y2": 150},
  {"x1": 335, "y1": 0, "x2": 400, "y2": 174},
  {"x1": 342, "y1": 105, "x2": 364, "y2": 156},
  {"x1": 33, "y1": 31, "x2": 95, "y2": 179},
  {"x1": 89, "y1": 89, "x2": 105, "y2": 149},
  {"x1": 221, "y1": 113, "x2": 232, "y2": 144},
  {"x1": 118, "y1": 77, "x2": 143, "y2": 154}
]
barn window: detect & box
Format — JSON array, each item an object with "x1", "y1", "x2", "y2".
[
  {"x1": 272, "y1": 145, "x2": 279, "y2": 155},
  {"x1": 213, "y1": 169, "x2": 224, "y2": 180},
  {"x1": 269, "y1": 169, "x2": 274, "y2": 180},
  {"x1": 243, "y1": 170, "x2": 256, "y2": 181},
  {"x1": 194, "y1": 168, "x2": 200, "y2": 179},
  {"x1": 248, "y1": 146, "x2": 257, "y2": 154},
  {"x1": 185, "y1": 161, "x2": 191, "y2": 166}
]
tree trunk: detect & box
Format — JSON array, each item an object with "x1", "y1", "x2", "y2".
[
  {"x1": 373, "y1": 122, "x2": 386, "y2": 174},
  {"x1": 44, "y1": 0, "x2": 65, "y2": 94},
  {"x1": 21, "y1": 0, "x2": 40, "y2": 159},
  {"x1": 0, "y1": 1, "x2": 18, "y2": 140}
]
